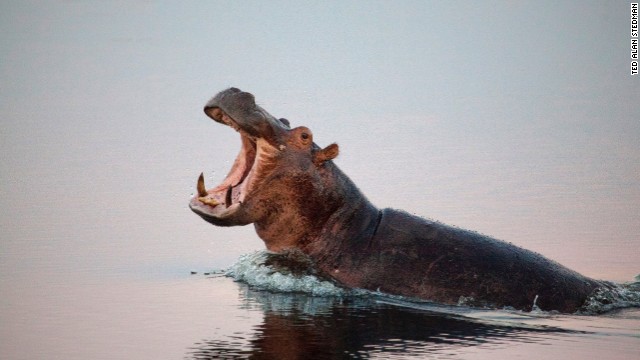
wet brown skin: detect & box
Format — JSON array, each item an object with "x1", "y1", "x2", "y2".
[{"x1": 190, "y1": 88, "x2": 606, "y2": 313}]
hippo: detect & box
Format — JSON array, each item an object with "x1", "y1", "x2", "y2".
[{"x1": 189, "y1": 87, "x2": 607, "y2": 313}]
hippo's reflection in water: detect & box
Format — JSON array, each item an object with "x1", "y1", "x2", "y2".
[{"x1": 185, "y1": 284, "x2": 574, "y2": 359}]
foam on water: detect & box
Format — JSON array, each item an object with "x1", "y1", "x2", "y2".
[
  {"x1": 578, "y1": 275, "x2": 640, "y2": 315},
  {"x1": 224, "y1": 251, "x2": 348, "y2": 297}
]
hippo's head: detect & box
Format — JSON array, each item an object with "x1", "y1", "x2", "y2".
[{"x1": 190, "y1": 88, "x2": 340, "y2": 251}]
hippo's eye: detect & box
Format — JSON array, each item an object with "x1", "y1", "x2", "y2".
[{"x1": 301, "y1": 133, "x2": 310, "y2": 140}]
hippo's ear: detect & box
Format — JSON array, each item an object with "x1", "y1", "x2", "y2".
[{"x1": 314, "y1": 143, "x2": 339, "y2": 166}]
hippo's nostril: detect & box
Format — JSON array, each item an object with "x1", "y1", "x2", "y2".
[{"x1": 236, "y1": 92, "x2": 256, "y2": 105}]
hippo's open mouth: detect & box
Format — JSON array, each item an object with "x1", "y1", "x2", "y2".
[
  {"x1": 189, "y1": 108, "x2": 263, "y2": 225},
  {"x1": 189, "y1": 88, "x2": 291, "y2": 225}
]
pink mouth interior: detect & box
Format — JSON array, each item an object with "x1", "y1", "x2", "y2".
[{"x1": 197, "y1": 133, "x2": 257, "y2": 209}]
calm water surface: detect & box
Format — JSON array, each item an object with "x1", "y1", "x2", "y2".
[{"x1": 3, "y1": 265, "x2": 639, "y2": 359}]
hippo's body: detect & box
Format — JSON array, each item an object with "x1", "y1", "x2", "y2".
[{"x1": 190, "y1": 88, "x2": 604, "y2": 313}]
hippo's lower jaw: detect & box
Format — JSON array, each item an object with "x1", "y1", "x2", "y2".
[{"x1": 189, "y1": 195, "x2": 247, "y2": 226}]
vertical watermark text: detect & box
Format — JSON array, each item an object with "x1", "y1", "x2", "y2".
[{"x1": 632, "y1": 3, "x2": 638, "y2": 75}]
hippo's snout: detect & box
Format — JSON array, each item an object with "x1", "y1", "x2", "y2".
[
  {"x1": 203, "y1": 88, "x2": 290, "y2": 146},
  {"x1": 204, "y1": 87, "x2": 256, "y2": 124}
]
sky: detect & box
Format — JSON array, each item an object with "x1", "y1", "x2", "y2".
[{"x1": 1, "y1": 1, "x2": 639, "y2": 282}]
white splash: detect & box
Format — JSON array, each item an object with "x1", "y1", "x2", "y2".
[
  {"x1": 224, "y1": 251, "x2": 347, "y2": 297},
  {"x1": 578, "y1": 278, "x2": 640, "y2": 314}
]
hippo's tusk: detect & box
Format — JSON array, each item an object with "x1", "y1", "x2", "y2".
[
  {"x1": 225, "y1": 185, "x2": 233, "y2": 208},
  {"x1": 197, "y1": 173, "x2": 219, "y2": 206},
  {"x1": 197, "y1": 173, "x2": 208, "y2": 197}
]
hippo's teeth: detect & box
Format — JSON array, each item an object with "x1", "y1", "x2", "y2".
[
  {"x1": 197, "y1": 172, "x2": 219, "y2": 206},
  {"x1": 225, "y1": 185, "x2": 232, "y2": 208},
  {"x1": 197, "y1": 173, "x2": 208, "y2": 197},
  {"x1": 198, "y1": 197, "x2": 220, "y2": 207}
]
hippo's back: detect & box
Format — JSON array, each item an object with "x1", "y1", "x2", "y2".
[{"x1": 355, "y1": 209, "x2": 602, "y2": 312}]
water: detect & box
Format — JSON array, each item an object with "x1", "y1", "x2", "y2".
[
  {"x1": 204, "y1": 252, "x2": 639, "y2": 359},
  {"x1": 2, "y1": 2, "x2": 640, "y2": 359},
  {"x1": 185, "y1": 278, "x2": 640, "y2": 359},
  {"x1": 3, "y1": 263, "x2": 639, "y2": 360}
]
